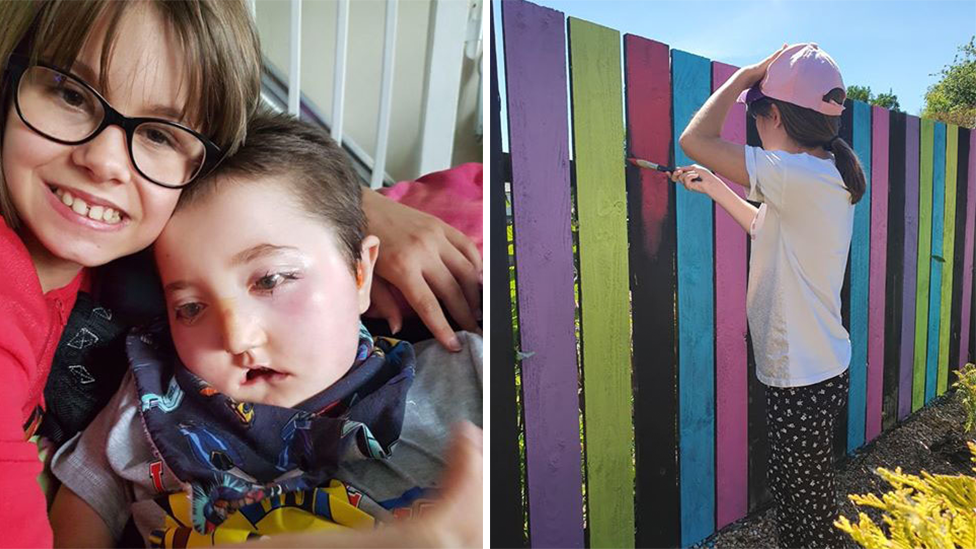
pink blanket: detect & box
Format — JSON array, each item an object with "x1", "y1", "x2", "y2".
[{"x1": 379, "y1": 162, "x2": 483, "y2": 254}]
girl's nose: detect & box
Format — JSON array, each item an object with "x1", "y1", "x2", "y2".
[
  {"x1": 70, "y1": 125, "x2": 133, "y2": 185},
  {"x1": 217, "y1": 301, "x2": 266, "y2": 357}
]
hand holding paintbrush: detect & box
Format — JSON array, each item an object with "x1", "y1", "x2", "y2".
[{"x1": 629, "y1": 157, "x2": 726, "y2": 197}]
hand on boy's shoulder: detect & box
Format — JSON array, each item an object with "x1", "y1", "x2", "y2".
[
  {"x1": 412, "y1": 332, "x2": 482, "y2": 375},
  {"x1": 408, "y1": 331, "x2": 482, "y2": 428},
  {"x1": 414, "y1": 330, "x2": 481, "y2": 351}
]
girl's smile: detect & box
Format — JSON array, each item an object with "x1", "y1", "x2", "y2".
[{"x1": 45, "y1": 183, "x2": 128, "y2": 230}]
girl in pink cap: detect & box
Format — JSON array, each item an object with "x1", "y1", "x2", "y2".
[{"x1": 671, "y1": 43, "x2": 866, "y2": 548}]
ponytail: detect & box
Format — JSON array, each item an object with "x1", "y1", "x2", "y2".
[{"x1": 826, "y1": 136, "x2": 866, "y2": 204}]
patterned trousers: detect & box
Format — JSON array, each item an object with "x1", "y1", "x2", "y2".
[{"x1": 766, "y1": 370, "x2": 849, "y2": 549}]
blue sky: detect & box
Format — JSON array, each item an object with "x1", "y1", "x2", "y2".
[{"x1": 493, "y1": 0, "x2": 975, "y2": 151}]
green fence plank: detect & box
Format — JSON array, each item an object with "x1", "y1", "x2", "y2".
[
  {"x1": 567, "y1": 16, "x2": 635, "y2": 549},
  {"x1": 938, "y1": 124, "x2": 959, "y2": 395},
  {"x1": 913, "y1": 118, "x2": 934, "y2": 412}
]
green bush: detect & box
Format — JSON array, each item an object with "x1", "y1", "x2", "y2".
[{"x1": 954, "y1": 363, "x2": 976, "y2": 434}]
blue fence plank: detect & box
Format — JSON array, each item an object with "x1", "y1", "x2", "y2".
[
  {"x1": 671, "y1": 48, "x2": 716, "y2": 546},
  {"x1": 926, "y1": 122, "x2": 947, "y2": 403},
  {"x1": 847, "y1": 100, "x2": 872, "y2": 452}
]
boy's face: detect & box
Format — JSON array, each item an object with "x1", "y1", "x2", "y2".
[{"x1": 154, "y1": 178, "x2": 378, "y2": 408}]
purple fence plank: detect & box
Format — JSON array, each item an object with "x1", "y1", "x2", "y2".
[
  {"x1": 711, "y1": 61, "x2": 748, "y2": 530},
  {"x1": 502, "y1": 2, "x2": 584, "y2": 547},
  {"x1": 899, "y1": 115, "x2": 921, "y2": 420},
  {"x1": 867, "y1": 106, "x2": 889, "y2": 442},
  {"x1": 963, "y1": 129, "x2": 976, "y2": 369}
]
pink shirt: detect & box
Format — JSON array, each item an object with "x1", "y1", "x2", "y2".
[{"x1": 0, "y1": 218, "x2": 86, "y2": 548}]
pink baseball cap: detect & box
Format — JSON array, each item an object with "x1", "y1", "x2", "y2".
[{"x1": 736, "y1": 43, "x2": 846, "y2": 116}]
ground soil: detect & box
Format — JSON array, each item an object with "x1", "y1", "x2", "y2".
[{"x1": 696, "y1": 389, "x2": 974, "y2": 549}]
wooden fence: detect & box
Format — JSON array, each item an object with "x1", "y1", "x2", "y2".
[{"x1": 490, "y1": 1, "x2": 976, "y2": 547}]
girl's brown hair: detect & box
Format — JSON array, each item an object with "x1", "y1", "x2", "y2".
[
  {"x1": 747, "y1": 90, "x2": 866, "y2": 204},
  {"x1": 0, "y1": 0, "x2": 263, "y2": 228}
]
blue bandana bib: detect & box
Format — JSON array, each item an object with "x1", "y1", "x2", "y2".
[{"x1": 129, "y1": 320, "x2": 416, "y2": 533}]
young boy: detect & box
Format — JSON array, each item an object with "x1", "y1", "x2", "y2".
[{"x1": 48, "y1": 113, "x2": 483, "y2": 548}]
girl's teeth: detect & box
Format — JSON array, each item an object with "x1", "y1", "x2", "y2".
[
  {"x1": 71, "y1": 197, "x2": 88, "y2": 215},
  {"x1": 54, "y1": 188, "x2": 122, "y2": 224}
]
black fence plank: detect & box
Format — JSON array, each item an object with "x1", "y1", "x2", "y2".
[
  {"x1": 623, "y1": 34, "x2": 682, "y2": 548},
  {"x1": 744, "y1": 115, "x2": 772, "y2": 512},
  {"x1": 489, "y1": 13, "x2": 526, "y2": 548},
  {"x1": 834, "y1": 99, "x2": 855, "y2": 461},
  {"x1": 883, "y1": 110, "x2": 907, "y2": 431},
  {"x1": 950, "y1": 126, "x2": 972, "y2": 379}
]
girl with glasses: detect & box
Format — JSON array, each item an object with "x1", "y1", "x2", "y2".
[
  {"x1": 0, "y1": 2, "x2": 480, "y2": 547},
  {"x1": 0, "y1": 3, "x2": 259, "y2": 547}
]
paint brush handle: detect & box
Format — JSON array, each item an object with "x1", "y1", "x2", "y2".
[
  {"x1": 627, "y1": 158, "x2": 701, "y2": 182},
  {"x1": 628, "y1": 157, "x2": 671, "y2": 172}
]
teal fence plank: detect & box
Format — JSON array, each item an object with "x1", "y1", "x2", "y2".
[
  {"x1": 847, "y1": 100, "x2": 872, "y2": 452},
  {"x1": 926, "y1": 122, "x2": 947, "y2": 403},
  {"x1": 671, "y1": 48, "x2": 716, "y2": 547}
]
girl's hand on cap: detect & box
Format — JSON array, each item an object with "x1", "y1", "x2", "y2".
[{"x1": 743, "y1": 43, "x2": 789, "y2": 84}]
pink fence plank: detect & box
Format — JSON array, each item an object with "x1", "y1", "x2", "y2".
[
  {"x1": 867, "y1": 106, "x2": 889, "y2": 442},
  {"x1": 711, "y1": 61, "x2": 748, "y2": 529},
  {"x1": 502, "y1": 2, "x2": 585, "y2": 547},
  {"x1": 899, "y1": 115, "x2": 921, "y2": 419}
]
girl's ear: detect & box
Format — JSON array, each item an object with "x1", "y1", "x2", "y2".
[
  {"x1": 769, "y1": 103, "x2": 783, "y2": 129},
  {"x1": 356, "y1": 235, "x2": 380, "y2": 314}
]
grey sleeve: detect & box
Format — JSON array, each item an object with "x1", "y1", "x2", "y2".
[
  {"x1": 334, "y1": 332, "x2": 483, "y2": 519},
  {"x1": 50, "y1": 371, "x2": 141, "y2": 541},
  {"x1": 411, "y1": 331, "x2": 483, "y2": 429}
]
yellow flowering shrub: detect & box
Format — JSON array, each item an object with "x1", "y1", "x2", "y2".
[{"x1": 834, "y1": 442, "x2": 976, "y2": 549}]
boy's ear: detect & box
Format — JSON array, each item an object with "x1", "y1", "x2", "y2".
[{"x1": 356, "y1": 235, "x2": 380, "y2": 314}]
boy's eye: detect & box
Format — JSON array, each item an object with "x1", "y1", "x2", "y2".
[
  {"x1": 174, "y1": 302, "x2": 206, "y2": 322},
  {"x1": 253, "y1": 272, "x2": 299, "y2": 293},
  {"x1": 255, "y1": 273, "x2": 282, "y2": 291}
]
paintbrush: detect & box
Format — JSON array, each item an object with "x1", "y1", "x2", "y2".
[{"x1": 628, "y1": 157, "x2": 701, "y2": 182}]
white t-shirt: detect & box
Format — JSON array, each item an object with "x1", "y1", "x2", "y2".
[{"x1": 744, "y1": 145, "x2": 854, "y2": 387}]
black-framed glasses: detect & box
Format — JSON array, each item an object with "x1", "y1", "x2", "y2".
[{"x1": 6, "y1": 54, "x2": 223, "y2": 188}]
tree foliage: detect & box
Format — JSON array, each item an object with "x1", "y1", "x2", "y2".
[
  {"x1": 922, "y1": 36, "x2": 976, "y2": 128},
  {"x1": 846, "y1": 84, "x2": 901, "y2": 111}
]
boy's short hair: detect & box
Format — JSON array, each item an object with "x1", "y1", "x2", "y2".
[{"x1": 178, "y1": 112, "x2": 366, "y2": 270}]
